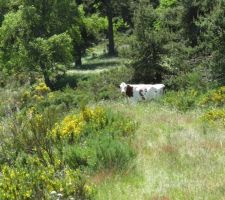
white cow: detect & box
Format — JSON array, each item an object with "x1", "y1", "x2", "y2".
[{"x1": 119, "y1": 82, "x2": 165, "y2": 102}]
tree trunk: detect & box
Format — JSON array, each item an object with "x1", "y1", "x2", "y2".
[
  {"x1": 75, "y1": 49, "x2": 82, "y2": 67},
  {"x1": 106, "y1": 2, "x2": 115, "y2": 56},
  {"x1": 43, "y1": 74, "x2": 55, "y2": 91},
  {"x1": 40, "y1": 65, "x2": 55, "y2": 90}
]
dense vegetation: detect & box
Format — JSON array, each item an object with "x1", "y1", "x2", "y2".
[{"x1": 0, "y1": 0, "x2": 225, "y2": 199}]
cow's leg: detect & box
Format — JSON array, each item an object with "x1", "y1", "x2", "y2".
[{"x1": 129, "y1": 97, "x2": 137, "y2": 104}]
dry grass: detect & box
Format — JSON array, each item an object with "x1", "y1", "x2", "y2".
[{"x1": 96, "y1": 101, "x2": 225, "y2": 200}]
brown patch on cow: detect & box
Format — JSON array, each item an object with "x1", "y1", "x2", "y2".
[
  {"x1": 139, "y1": 89, "x2": 146, "y2": 100},
  {"x1": 126, "y1": 85, "x2": 133, "y2": 97}
]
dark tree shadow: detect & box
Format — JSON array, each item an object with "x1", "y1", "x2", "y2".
[
  {"x1": 78, "y1": 60, "x2": 119, "y2": 70},
  {"x1": 85, "y1": 52, "x2": 118, "y2": 61}
]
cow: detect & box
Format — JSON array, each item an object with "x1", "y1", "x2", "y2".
[{"x1": 119, "y1": 82, "x2": 165, "y2": 102}]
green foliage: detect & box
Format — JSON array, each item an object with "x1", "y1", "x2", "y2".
[
  {"x1": 79, "y1": 5, "x2": 108, "y2": 40},
  {"x1": 199, "y1": 86, "x2": 225, "y2": 107},
  {"x1": 163, "y1": 85, "x2": 225, "y2": 112},
  {"x1": 201, "y1": 108, "x2": 225, "y2": 126},
  {"x1": 37, "y1": 88, "x2": 80, "y2": 110},
  {"x1": 30, "y1": 32, "x2": 73, "y2": 66},
  {"x1": 163, "y1": 89, "x2": 199, "y2": 112},
  {"x1": 165, "y1": 69, "x2": 215, "y2": 91},
  {"x1": 198, "y1": 1, "x2": 225, "y2": 84},
  {"x1": 0, "y1": 0, "x2": 82, "y2": 89},
  {"x1": 0, "y1": 10, "x2": 28, "y2": 71},
  {"x1": 76, "y1": 66, "x2": 133, "y2": 103},
  {"x1": 131, "y1": 0, "x2": 167, "y2": 83},
  {"x1": 0, "y1": 84, "x2": 137, "y2": 198},
  {"x1": 63, "y1": 145, "x2": 96, "y2": 170},
  {"x1": 94, "y1": 134, "x2": 135, "y2": 170},
  {"x1": 159, "y1": 0, "x2": 177, "y2": 8},
  {"x1": 113, "y1": 17, "x2": 129, "y2": 32},
  {"x1": 0, "y1": 155, "x2": 94, "y2": 199},
  {"x1": 54, "y1": 106, "x2": 136, "y2": 171}
]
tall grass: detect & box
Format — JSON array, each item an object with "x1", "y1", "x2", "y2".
[{"x1": 96, "y1": 101, "x2": 225, "y2": 200}]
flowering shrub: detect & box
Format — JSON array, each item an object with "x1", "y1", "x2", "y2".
[
  {"x1": 30, "y1": 81, "x2": 51, "y2": 103},
  {"x1": 34, "y1": 82, "x2": 51, "y2": 96},
  {"x1": 0, "y1": 103, "x2": 136, "y2": 198},
  {"x1": 201, "y1": 109, "x2": 225, "y2": 126},
  {"x1": 50, "y1": 107, "x2": 109, "y2": 141},
  {"x1": 51, "y1": 114, "x2": 85, "y2": 141},
  {"x1": 61, "y1": 107, "x2": 137, "y2": 170},
  {"x1": 21, "y1": 90, "x2": 31, "y2": 103},
  {"x1": 0, "y1": 155, "x2": 95, "y2": 199},
  {"x1": 0, "y1": 165, "x2": 33, "y2": 199},
  {"x1": 82, "y1": 107, "x2": 107, "y2": 129},
  {"x1": 199, "y1": 86, "x2": 225, "y2": 107}
]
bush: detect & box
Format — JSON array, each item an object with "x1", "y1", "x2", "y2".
[
  {"x1": 64, "y1": 135, "x2": 135, "y2": 172},
  {"x1": 0, "y1": 155, "x2": 94, "y2": 200},
  {"x1": 201, "y1": 108, "x2": 225, "y2": 126},
  {"x1": 51, "y1": 113, "x2": 85, "y2": 142},
  {"x1": 19, "y1": 85, "x2": 80, "y2": 114},
  {"x1": 162, "y1": 89, "x2": 199, "y2": 112},
  {"x1": 0, "y1": 106, "x2": 63, "y2": 166},
  {"x1": 60, "y1": 107, "x2": 137, "y2": 171},
  {"x1": 0, "y1": 95, "x2": 137, "y2": 198},
  {"x1": 94, "y1": 135, "x2": 135, "y2": 170},
  {"x1": 63, "y1": 145, "x2": 96, "y2": 170},
  {"x1": 76, "y1": 66, "x2": 133, "y2": 102},
  {"x1": 165, "y1": 70, "x2": 214, "y2": 91},
  {"x1": 199, "y1": 86, "x2": 225, "y2": 107}
]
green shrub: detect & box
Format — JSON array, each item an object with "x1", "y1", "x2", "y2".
[
  {"x1": 63, "y1": 134, "x2": 135, "y2": 172},
  {"x1": 201, "y1": 108, "x2": 225, "y2": 126},
  {"x1": 104, "y1": 111, "x2": 138, "y2": 137},
  {"x1": 94, "y1": 135, "x2": 135, "y2": 170},
  {"x1": 0, "y1": 106, "x2": 63, "y2": 165},
  {"x1": 0, "y1": 99, "x2": 137, "y2": 198},
  {"x1": 76, "y1": 66, "x2": 133, "y2": 102},
  {"x1": 162, "y1": 89, "x2": 199, "y2": 112},
  {"x1": 165, "y1": 70, "x2": 214, "y2": 91},
  {"x1": 63, "y1": 145, "x2": 96, "y2": 170},
  {"x1": 60, "y1": 107, "x2": 137, "y2": 172},
  {"x1": 0, "y1": 155, "x2": 95, "y2": 200},
  {"x1": 199, "y1": 86, "x2": 225, "y2": 107},
  {"x1": 42, "y1": 89, "x2": 79, "y2": 109}
]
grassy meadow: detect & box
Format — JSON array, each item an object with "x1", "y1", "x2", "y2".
[{"x1": 96, "y1": 102, "x2": 225, "y2": 200}]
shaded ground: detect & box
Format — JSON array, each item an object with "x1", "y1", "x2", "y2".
[{"x1": 67, "y1": 43, "x2": 129, "y2": 75}]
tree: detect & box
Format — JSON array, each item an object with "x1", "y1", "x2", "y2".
[
  {"x1": 0, "y1": 0, "x2": 82, "y2": 89},
  {"x1": 82, "y1": 0, "x2": 134, "y2": 56},
  {"x1": 131, "y1": 0, "x2": 167, "y2": 83},
  {"x1": 74, "y1": 5, "x2": 108, "y2": 67},
  {"x1": 198, "y1": 0, "x2": 225, "y2": 84},
  {"x1": 0, "y1": 0, "x2": 8, "y2": 25}
]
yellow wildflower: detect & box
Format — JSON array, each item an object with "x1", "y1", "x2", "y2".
[{"x1": 50, "y1": 114, "x2": 85, "y2": 140}]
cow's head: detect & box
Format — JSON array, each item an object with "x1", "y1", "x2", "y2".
[
  {"x1": 120, "y1": 82, "x2": 127, "y2": 94},
  {"x1": 120, "y1": 82, "x2": 133, "y2": 97}
]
